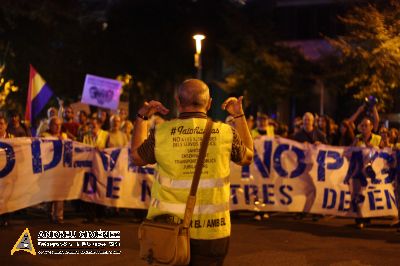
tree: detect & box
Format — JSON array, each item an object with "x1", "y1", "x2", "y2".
[
  {"x1": 216, "y1": 1, "x2": 314, "y2": 115},
  {"x1": 327, "y1": 0, "x2": 400, "y2": 111},
  {"x1": 0, "y1": 0, "x2": 105, "y2": 113},
  {"x1": 0, "y1": 0, "x2": 314, "y2": 120}
]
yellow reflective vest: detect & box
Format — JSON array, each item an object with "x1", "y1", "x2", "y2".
[
  {"x1": 82, "y1": 129, "x2": 109, "y2": 149},
  {"x1": 147, "y1": 118, "x2": 233, "y2": 240},
  {"x1": 355, "y1": 133, "x2": 381, "y2": 148},
  {"x1": 251, "y1": 125, "x2": 274, "y2": 139},
  {"x1": 40, "y1": 132, "x2": 68, "y2": 140}
]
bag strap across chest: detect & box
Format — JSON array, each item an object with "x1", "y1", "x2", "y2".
[{"x1": 181, "y1": 118, "x2": 213, "y2": 229}]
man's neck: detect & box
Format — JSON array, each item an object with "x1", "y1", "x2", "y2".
[
  {"x1": 178, "y1": 112, "x2": 207, "y2": 119},
  {"x1": 362, "y1": 132, "x2": 372, "y2": 142},
  {"x1": 179, "y1": 105, "x2": 207, "y2": 113},
  {"x1": 304, "y1": 127, "x2": 314, "y2": 133},
  {"x1": 51, "y1": 132, "x2": 60, "y2": 137}
]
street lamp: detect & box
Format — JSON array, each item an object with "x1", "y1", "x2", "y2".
[{"x1": 193, "y1": 34, "x2": 205, "y2": 79}]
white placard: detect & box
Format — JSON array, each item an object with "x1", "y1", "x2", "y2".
[{"x1": 81, "y1": 74, "x2": 122, "y2": 110}]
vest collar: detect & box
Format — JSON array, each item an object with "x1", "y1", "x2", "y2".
[{"x1": 178, "y1": 112, "x2": 207, "y2": 119}]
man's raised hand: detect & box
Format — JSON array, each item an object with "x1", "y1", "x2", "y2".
[
  {"x1": 138, "y1": 100, "x2": 169, "y2": 118},
  {"x1": 221, "y1": 96, "x2": 244, "y2": 117}
]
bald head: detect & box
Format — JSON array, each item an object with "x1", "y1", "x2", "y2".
[
  {"x1": 177, "y1": 79, "x2": 210, "y2": 110},
  {"x1": 303, "y1": 112, "x2": 314, "y2": 132}
]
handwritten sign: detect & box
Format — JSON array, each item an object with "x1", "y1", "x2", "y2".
[{"x1": 81, "y1": 74, "x2": 122, "y2": 110}]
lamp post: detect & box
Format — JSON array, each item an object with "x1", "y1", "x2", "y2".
[{"x1": 193, "y1": 34, "x2": 205, "y2": 80}]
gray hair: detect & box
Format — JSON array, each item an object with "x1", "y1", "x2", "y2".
[{"x1": 178, "y1": 79, "x2": 210, "y2": 108}]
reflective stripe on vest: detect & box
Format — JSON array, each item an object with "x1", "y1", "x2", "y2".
[
  {"x1": 148, "y1": 118, "x2": 233, "y2": 239},
  {"x1": 155, "y1": 173, "x2": 229, "y2": 189},
  {"x1": 150, "y1": 198, "x2": 230, "y2": 214},
  {"x1": 355, "y1": 133, "x2": 381, "y2": 148}
]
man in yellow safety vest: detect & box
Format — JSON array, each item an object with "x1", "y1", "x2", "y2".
[{"x1": 131, "y1": 79, "x2": 254, "y2": 265}]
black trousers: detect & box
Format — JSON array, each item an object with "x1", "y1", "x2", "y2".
[
  {"x1": 85, "y1": 203, "x2": 105, "y2": 221},
  {"x1": 0, "y1": 213, "x2": 10, "y2": 225},
  {"x1": 189, "y1": 237, "x2": 230, "y2": 266}
]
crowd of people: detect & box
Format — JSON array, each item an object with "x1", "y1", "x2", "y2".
[
  {"x1": 1, "y1": 78, "x2": 400, "y2": 266},
  {"x1": 243, "y1": 104, "x2": 395, "y2": 149},
  {"x1": 238, "y1": 103, "x2": 400, "y2": 230},
  {"x1": 0, "y1": 96, "x2": 398, "y2": 230},
  {"x1": 0, "y1": 101, "x2": 162, "y2": 226}
]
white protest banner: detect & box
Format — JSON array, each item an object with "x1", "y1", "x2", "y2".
[
  {"x1": 79, "y1": 147, "x2": 154, "y2": 209},
  {"x1": 308, "y1": 144, "x2": 397, "y2": 218},
  {"x1": 81, "y1": 74, "x2": 122, "y2": 110},
  {"x1": 0, "y1": 137, "x2": 398, "y2": 218},
  {"x1": 0, "y1": 138, "x2": 88, "y2": 214},
  {"x1": 228, "y1": 137, "x2": 315, "y2": 213}
]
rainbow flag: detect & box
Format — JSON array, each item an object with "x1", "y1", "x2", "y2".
[{"x1": 25, "y1": 65, "x2": 54, "y2": 125}]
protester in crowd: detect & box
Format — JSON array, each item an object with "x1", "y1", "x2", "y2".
[
  {"x1": 318, "y1": 115, "x2": 334, "y2": 144},
  {"x1": 97, "y1": 108, "x2": 110, "y2": 131},
  {"x1": 41, "y1": 116, "x2": 68, "y2": 224},
  {"x1": 118, "y1": 107, "x2": 133, "y2": 139},
  {"x1": 37, "y1": 107, "x2": 58, "y2": 136},
  {"x1": 56, "y1": 97, "x2": 65, "y2": 118},
  {"x1": 82, "y1": 117, "x2": 109, "y2": 223},
  {"x1": 131, "y1": 79, "x2": 253, "y2": 265},
  {"x1": 83, "y1": 117, "x2": 109, "y2": 150},
  {"x1": 68, "y1": 110, "x2": 90, "y2": 213},
  {"x1": 379, "y1": 127, "x2": 392, "y2": 148},
  {"x1": 0, "y1": 115, "x2": 13, "y2": 138},
  {"x1": 0, "y1": 115, "x2": 14, "y2": 226},
  {"x1": 292, "y1": 112, "x2": 327, "y2": 145},
  {"x1": 348, "y1": 104, "x2": 379, "y2": 132},
  {"x1": 246, "y1": 114, "x2": 255, "y2": 131},
  {"x1": 49, "y1": 107, "x2": 57, "y2": 117},
  {"x1": 250, "y1": 112, "x2": 274, "y2": 221},
  {"x1": 104, "y1": 114, "x2": 129, "y2": 217},
  {"x1": 350, "y1": 117, "x2": 382, "y2": 229},
  {"x1": 338, "y1": 120, "x2": 355, "y2": 146},
  {"x1": 292, "y1": 112, "x2": 327, "y2": 221},
  {"x1": 389, "y1": 128, "x2": 399, "y2": 148},
  {"x1": 379, "y1": 126, "x2": 400, "y2": 228},
  {"x1": 330, "y1": 119, "x2": 339, "y2": 144},
  {"x1": 78, "y1": 110, "x2": 89, "y2": 127},
  {"x1": 352, "y1": 118, "x2": 382, "y2": 148},
  {"x1": 76, "y1": 110, "x2": 89, "y2": 142},
  {"x1": 61, "y1": 105, "x2": 80, "y2": 140},
  {"x1": 106, "y1": 114, "x2": 129, "y2": 148},
  {"x1": 251, "y1": 113, "x2": 274, "y2": 139},
  {"x1": 290, "y1": 116, "x2": 303, "y2": 137},
  {"x1": 276, "y1": 123, "x2": 289, "y2": 138},
  {"x1": 393, "y1": 132, "x2": 400, "y2": 231},
  {"x1": 7, "y1": 110, "x2": 31, "y2": 137}
]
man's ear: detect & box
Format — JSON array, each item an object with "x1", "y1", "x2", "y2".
[
  {"x1": 175, "y1": 94, "x2": 184, "y2": 113},
  {"x1": 206, "y1": 98, "x2": 212, "y2": 111}
]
